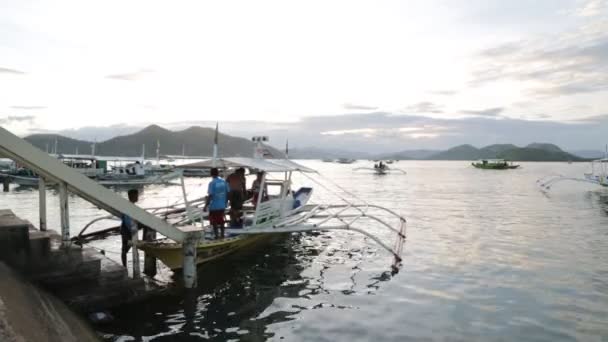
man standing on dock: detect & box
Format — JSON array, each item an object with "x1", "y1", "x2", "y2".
[
  {"x1": 120, "y1": 189, "x2": 139, "y2": 267},
  {"x1": 204, "y1": 168, "x2": 230, "y2": 239}
]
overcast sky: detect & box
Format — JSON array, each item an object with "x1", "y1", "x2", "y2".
[{"x1": 1, "y1": 0, "x2": 607, "y2": 152}]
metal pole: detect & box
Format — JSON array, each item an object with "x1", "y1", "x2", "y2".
[
  {"x1": 180, "y1": 175, "x2": 195, "y2": 223},
  {"x1": 182, "y1": 233, "x2": 198, "y2": 288},
  {"x1": 59, "y1": 182, "x2": 70, "y2": 246},
  {"x1": 2, "y1": 177, "x2": 9, "y2": 192},
  {"x1": 39, "y1": 177, "x2": 47, "y2": 231},
  {"x1": 143, "y1": 228, "x2": 157, "y2": 277},
  {"x1": 131, "y1": 231, "x2": 141, "y2": 279}
]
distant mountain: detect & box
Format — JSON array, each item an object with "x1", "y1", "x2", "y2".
[
  {"x1": 478, "y1": 144, "x2": 518, "y2": 157},
  {"x1": 379, "y1": 149, "x2": 440, "y2": 160},
  {"x1": 525, "y1": 143, "x2": 563, "y2": 153},
  {"x1": 428, "y1": 143, "x2": 583, "y2": 161},
  {"x1": 25, "y1": 125, "x2": 281, "y2": 158},
  {"x1": 498, "y1": 148, "x2": 580, "y2": 161},
  {"x1": 429, "y1": 144, "x2": 480, "y2": 160},
  {"x1": 570, "y1": 150, "x2": 604, "y2": 159},
  {"x1": 25, "y1": 134, "x2": 94, "y2": 155},
  {"x1": 288, "y1": 147, "x2": 371, "y2": 159}
]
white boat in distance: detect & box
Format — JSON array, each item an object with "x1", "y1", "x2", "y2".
[
  {"x1": 354, "y1": 162, "x2": 406, "y2": 175},
  {"x1": 1, "y1": 154, "x2": 181, "y2": 187},
  {"x1": 336, "y1": 158, "x2": 356, "y2": 164}
]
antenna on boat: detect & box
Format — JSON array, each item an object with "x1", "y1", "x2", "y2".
[
  {"x1": 91, "y1": 142, "x2": 97, "y2": 169},
  {"x1": 75, "y1": 146, "x2": 78, "y2": 155},
  {"x1": 156, "y1": 139, "x2": 160, "y2": 166},
  {"x1": 141, "y1": 143, "x2": 146, "y2": 163},
  {"x1": 182, "y1": 144, "x2": 185, "y2": 157},
  {"x1": 252, "y1": 136, "x2": 268, "y2": 159},
  {"x1": 212, "y1": 122, "x2": 219, "y2": 167},
  {"x1": 285, "y1": 139, "x2": 289, "y2": 159}
]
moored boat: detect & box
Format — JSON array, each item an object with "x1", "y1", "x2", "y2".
[
  {"x1": 135, "y1": 156, "x2": 405, "y2": 270},
  {"x1": 472, "y1": 159, "x2": 520, "y2": 169}
]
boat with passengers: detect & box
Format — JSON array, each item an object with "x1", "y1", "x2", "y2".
[
  {"x1": 79, "y1": 137, "x2": 407, "y2": 271},
  {"x1": 472, "y1": 159, "x2": 520, "y2": 170}
]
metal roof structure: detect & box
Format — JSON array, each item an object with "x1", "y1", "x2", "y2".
[{"x1": 177, "y1": 157, "x2": 317, "y2": 173}]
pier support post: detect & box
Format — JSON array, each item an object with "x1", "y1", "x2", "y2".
[
  {"x1": 182, "y1": 233, "x2": 198, "y2": 289},
  {"x1": 59, "y1": 182, "x2": 70, "y2": 246},
  {"x1": 38, "y1": 177, "x2": 46, "y2": 231},
  {"x1": 2, "y1": 177, "x2": 9, "y2": 192},
  {"x1": 131, "y1": 232, "x2": 141, "y2": 279},
  {"x1": 143, "y1": 228, "x2": 157, "y2": 277}
]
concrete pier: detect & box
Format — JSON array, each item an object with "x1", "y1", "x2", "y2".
[{"x1": 0, "y1": 209, "x2": 164, "y2": 312}]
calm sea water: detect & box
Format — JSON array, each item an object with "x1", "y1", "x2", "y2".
[{"x1": 2, "y1": 161, "x2": 608, "y2": 341}]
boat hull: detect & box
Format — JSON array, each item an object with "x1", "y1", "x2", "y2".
[
  {"x1": 137, "y1": 233, "x2": 275, "y2": 270},
  {"x1": 472, "y1": 163, "x2": 520, "y2": 170}
]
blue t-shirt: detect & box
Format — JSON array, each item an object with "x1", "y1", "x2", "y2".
[
  {"x1": 121, "y1": 214, "x2": 134, "y2": 236},
  {"x1": 208, "y1": 177, "x2": 229, "y2": 211}
]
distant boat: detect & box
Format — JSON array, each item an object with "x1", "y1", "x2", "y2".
[
  {"x1": 336, "y1": 158, "x2": 356, "y2": 164},
  {"x1": 472, "y1": 159, "x2": 520, "y2": 170},
  {"x1": 322, "y1": 158, "x2": 334, "y2": 163}
]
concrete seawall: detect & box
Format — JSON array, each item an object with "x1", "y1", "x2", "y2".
[{"x1": 0, "y1": 262, "x2": 99, "y2": 342}]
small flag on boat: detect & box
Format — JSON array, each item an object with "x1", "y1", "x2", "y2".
[{"x1": 214, "y1": 122, "x2": 219, "y2": 145}]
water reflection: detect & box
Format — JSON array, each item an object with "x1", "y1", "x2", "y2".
[{"x1": 97, "y1": 234, "x2": 322, "y2": 341}]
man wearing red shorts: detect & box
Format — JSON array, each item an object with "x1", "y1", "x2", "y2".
[{"x1": 203, "y1": 168, "x2": 230, "y2": 239}]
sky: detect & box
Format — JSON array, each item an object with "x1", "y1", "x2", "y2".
[{"x1": 1, "y1": 0, "x2": 607, "y2": 152}]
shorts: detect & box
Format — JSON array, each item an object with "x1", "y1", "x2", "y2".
[
  {"x1": 229, "y1": 190, "x2": 244, "y2": 210},
  {"x1": 209, "y1": 210, "x2": 225, "y2": 226}
]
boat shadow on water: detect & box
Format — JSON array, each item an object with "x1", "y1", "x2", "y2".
[{"x1": 95, "y1": 232, "x2": 395, "y2": 341}]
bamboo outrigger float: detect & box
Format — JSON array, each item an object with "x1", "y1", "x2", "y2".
[{"x1": 538, "y1": 158, "x2": 608, "y2": 190}]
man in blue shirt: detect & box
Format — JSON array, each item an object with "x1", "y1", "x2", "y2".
[{"x1": 203, "y1": 167, "x2": 230, "y2": 239}]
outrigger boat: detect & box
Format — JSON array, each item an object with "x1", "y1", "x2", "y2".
[
  {"x1": 538, "y1": 158, "x2": 608, "y2": 190},
  {"x1": 135, "y1": 157, "x2": 406, "y2": 270},
  {"x1": 353, "y1": 162, "x2": 406, "y2": 175},
  {"x1": 472, "y1": 159, "x2": 520, "y2": 170},
  {"x1": 78, "y1": 133, "x2": 406, "y2": 272}
]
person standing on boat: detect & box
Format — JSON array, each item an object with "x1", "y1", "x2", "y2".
[
  {"x1": 120, "y1": 189, "x2": 139, "y2": 267},
  {"x1": 226, "y1": 168, "x2": 246, "y2": 228},
  {"x1": 204, "y1": 167, "x2": 230, "y2": 239},
  {"x1": 251, "y1": 171, "x2": 268, "y2": 208}
]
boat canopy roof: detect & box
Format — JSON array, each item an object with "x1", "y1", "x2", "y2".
[
  {"x1": 178, "y1": 157, "x2": 316, "y2": 173},
  {"x1": 161, "y1": 154, "x2": 212, "y2": 160},
  {"x1": 476, "y1": 159, "x2": 507, "y2": 162}
]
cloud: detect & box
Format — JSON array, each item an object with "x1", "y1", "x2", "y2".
[
  {"x1": 470, "y1": 6, "x2": 608, "y2": 97},
  {"x1": 402, "y1": 101, "x2": 444, "y2": 114},
  {"x1": 10, "y1": 106, "x2": 46, "y2": 110},
  {"x1": 0, "y1": 115, "x2": 35, "y2": 125},
  {"x1": 428, "y1": 90, "x2": 457, "y2": 96},
  {"x1": 105, "y1": 69, "x2": 155, "y2": 81},
  {"x1": 461, "y1": 107, "x2": 504, "y2": 117},
  {"x1": 321, "y1": 128, "x2": 377, "y2": 136},
  {"x1": 577, "y1": 0, "x2": 607, "y2": 17},
  {"x1": 0, "y1": 67, "x2": 25, "y2": 75},
  {"x1": 342, "y1": 103, "x2": 378, "y2": 111}
]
